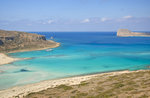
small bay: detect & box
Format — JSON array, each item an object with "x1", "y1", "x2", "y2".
[{"x1": 0, "y1": 32, "x2": 150, "y2": 90}]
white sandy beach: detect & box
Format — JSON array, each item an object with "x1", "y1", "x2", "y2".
[
  {"x1": 0, "y1": 70, "x2": 135, "y2": 98},
  {"x1": 0, "y1": 53, "x2": 20, "y2": 66}
]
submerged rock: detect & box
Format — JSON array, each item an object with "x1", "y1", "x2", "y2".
[
  {"x1": 20, "y1": 69, "x2": 30, "y2": 72},
  {"x1": 14, "y1": 69, "x2": 30, "y2": 73}
]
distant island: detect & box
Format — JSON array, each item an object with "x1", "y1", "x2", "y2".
[
  {"x1": 117, "y1": 29, "x2": 150, "y2": 37},
  {"x1": 0, "y1": 30, "x2": 60, "y2": 53}
]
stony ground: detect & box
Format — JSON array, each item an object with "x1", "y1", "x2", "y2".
[{"x1": 25, "y1": 70, "x2": 150, "y2": 98}]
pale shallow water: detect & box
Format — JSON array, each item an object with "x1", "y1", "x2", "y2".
[{"x1": 0, "y1": 32, "x2": 150, "y2": 90}]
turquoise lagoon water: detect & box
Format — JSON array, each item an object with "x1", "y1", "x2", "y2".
[{"x1": 0, "y1": 32, "x2": 150, "y2": 90}]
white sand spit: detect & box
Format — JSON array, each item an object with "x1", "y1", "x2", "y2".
[{"x1": 0, "y1": 53, "x2": 19, "y2": 65}]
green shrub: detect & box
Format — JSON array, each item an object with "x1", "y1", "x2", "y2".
[
  {"x1": 56, "y1": 84, "x2": 73, "y2": 91},
  {"x1": 78, "y1": 81, "x2": 89, "y2": 87},
  {"x1": 113, "y1": 83, "x2": 125, "y2": 89}
]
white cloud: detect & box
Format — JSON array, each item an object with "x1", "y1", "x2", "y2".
[
  {"x1": 47, "y1": 20, "x2": 54, "y2": 24},
  {"x1": 100, "y1": 17, "x2": 110, "y2": 22},
  {"x1": 41, "y1": 19, "x2": 54, "y2": 24},
  {"x1": 42, "y1": 22, "x2": 46, "y2": 24},
  {"x1": 123, "y1": 15, "x2": 133, "y2": 19},
  {"x1": 117, "y1": 16, "x2": 133, "y2": 22},
  {"x1": 81, "y1": 18, "x2": 90, "y2": 23}
]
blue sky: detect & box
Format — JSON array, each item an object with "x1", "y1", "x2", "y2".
[{"x1": 0, "y1": 0, "x2": 150, "y2": 31}]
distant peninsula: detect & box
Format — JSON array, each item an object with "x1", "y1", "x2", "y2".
[
  {"x1": 0, "y1": 30, "x2": 60, "y2": 53},
  {"x1": 117, "y1": 29, "x2": 150, "y2": 37}
]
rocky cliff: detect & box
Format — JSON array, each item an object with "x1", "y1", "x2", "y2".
[
  {"x1": 0, "y1": 30, "x2": 59, "y2": 53},
  {"x1": 117, "y1": 29, "x2": 150, "y2": 37}
]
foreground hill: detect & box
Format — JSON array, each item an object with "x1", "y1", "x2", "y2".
[
  {"x1": 117, "y1": 29, "x2": 150, "y2": 37},
  {"x1": 25, "y1": 70, "x2": 150, "y2": 98},
  {"x1": 0, "y1": 30, "x2": 59, "y2": 53}
]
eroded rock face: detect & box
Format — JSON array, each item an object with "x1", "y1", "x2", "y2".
[
  {"x1": 0, "y1": 30, "x2": 58, "y2": 52},
  {"x1": 117, "y1": 29, "x2": 150, "y2": 37},
  {"x1": 0, "y1": 40, "x2": 4, "y2": 45}
]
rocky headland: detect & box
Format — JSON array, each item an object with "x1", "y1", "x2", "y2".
[
  {"x1": 117, "y1": 29, "x2": 150, "y2": 37},
  {"x1": 0, "y1": 30, "x2": 60, "y2": 53}
]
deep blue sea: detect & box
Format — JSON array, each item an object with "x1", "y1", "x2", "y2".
[{"x1": 0, "y1": 32, "x2": 150, "y2": 90}]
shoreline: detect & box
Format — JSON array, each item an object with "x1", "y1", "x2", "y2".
[
  {"x1": 0, "y1": 41, "x2": 60, "y2": 66},
  {"x1": 8, "y1": 41, "x2": 60, "y2": 53},
  {"x1": 0, "y1": 70, "x2": 147, "y2": 98}
]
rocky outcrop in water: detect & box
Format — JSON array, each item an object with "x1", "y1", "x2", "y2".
[
  {"x1": 0, "y1": 30, "x2": 59, "y2": 52},
  {"x1": 117, "y1": 29, "x2": 150, "y2": 37}
]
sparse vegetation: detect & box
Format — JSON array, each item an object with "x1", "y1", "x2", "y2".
[
  {"x1": 113, "y1": 83, "x2": 125, "y2": 88},
  {"x1": 25, "y1": 70, "x2": 150, "y2": 98},
  {"x1": 78, "y1": 81, "x2": 89, "y2": 87},
  {"x1": 56, "y1": 84, "x2": 73, "y2": 91},
  {"x1": 76, "y1": 92, "x2": 88, "y2": 97}
]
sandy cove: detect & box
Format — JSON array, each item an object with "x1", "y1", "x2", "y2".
[
  {"x1": 0, "y1": 70, "x2": 137, "y2": 98},
  {"x1": 0, "y1": 41, "x2": 60, "y2": 65}
]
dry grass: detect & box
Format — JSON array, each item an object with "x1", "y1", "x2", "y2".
[{"x1": 25, "y1": 70, "x2": 150, "y2": 98}]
